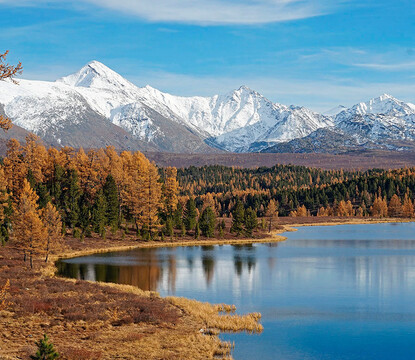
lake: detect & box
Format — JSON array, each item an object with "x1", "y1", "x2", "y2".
[{"x1": 57, "y1": 223, "x2": 415, "y2": 360}]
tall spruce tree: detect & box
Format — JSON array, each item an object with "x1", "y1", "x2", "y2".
[
  {"x1": 63, "y1": 169, "x2": 81, "y2": 228},
  {"x1": 244, "y1": 207, "x2": 258, "y2": 236},
  {"x1": 103, "y1": 174, "x2": 119, "y2": 228},
  {"x1": 184, "y1": 198, "x2": 197, "y2": 231},
  {"x1": 199, "y1": 207, "x2": 216, "y2": 238},
  {"x1": 92, "y1": 190, "x2": 107, "y2": 235},
  {"x1": 230, "y1": 202, "x2": 245, "y2": 236}
]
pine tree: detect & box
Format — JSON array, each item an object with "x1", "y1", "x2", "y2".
[
  {"x1": 62, "y1": 169, "x2": 81, "y2": 228},
  {"x1": 194, "y1": 222, "x2": 200, "y2": 239},
  {"x1": 244, "y1": 207, "x2": 258, "y2": 237},
  {"x1": 164, "y1": 217, "x2": 174, "y2": 237},
  {"x1": 184, "y1": 198, "x2": 197, "y2": 231},
  {"x1": 42, "y1": 202, "x2": 63, "y2": 263},
  {"x1": 11, "y1": 179, "x2": 46, "y2": 268},
  {"x1": 230, "y1": 202, "x2": 245, "y2": 236},
  {"x1": 30, "y1": 334, "x2": 59, "y2": 360},
  {"x1": 173, "y1": 202, "x2": 183, "y2": 229},
  {"x1": 103, "y1": 175, "x2": 119, "y2": 228},
  {"x1": 199, "y1": 207, "x2": 216, "y2": 238},
  {"x1": 92, "y1": 190, "x2": 107, "y2": 235}
]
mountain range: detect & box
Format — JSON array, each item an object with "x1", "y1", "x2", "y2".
[{"x1": 0, "y1": 60, "x2": 415, "y2": 154}]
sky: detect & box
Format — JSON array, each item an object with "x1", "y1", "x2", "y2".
[{"x1": 0, "y1": 0, "x2": 414, "y2": 111}]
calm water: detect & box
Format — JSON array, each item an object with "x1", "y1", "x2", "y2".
[{"x1": 57, "y1": 223, "x2": 415, "y2": 360}]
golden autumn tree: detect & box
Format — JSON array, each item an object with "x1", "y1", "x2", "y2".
[
  {"x1": 0, "y1": 50, "x2": 23, "y2": 131},
  {"x1": 120, "y1": 151, "x2": 147, "y2": 231},
  {"x1": 0, "y1": 167, "x2": 10, "y2": 227},
  {"x1": 3, "y1": 139, "x2": 27, "y2": 198},
  {"x1": 22, "y1": 134, "x2": 48, "y2": 184},
  {"x1": 371, "y1": 196, "x2": 388, "y2": 218},
  {"x1": 42, "y1": 202, "x2": 63, "y2": 262},
  {"x1": 265, "y1": 199, "x2": 279, "y2": 232},
  {"x1": 388, "y1": 194, "x2": 403, "y2": 218},
  {"x1": 163, "y1": 167, "x2": 178, "y2": 217},
  {"x1": 402, "y1": 194, "x2": 414, "y2": 218},
  {"x1": 11, "y1": 179, "x2": 46, "y2": 268},
  {"x1": 141, "y1": 162, "x2": 162, "y2": 238}
]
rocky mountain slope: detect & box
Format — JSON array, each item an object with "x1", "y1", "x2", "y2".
[{"x1": 0, "y1": 61, "x2": 414, "y2": 154}]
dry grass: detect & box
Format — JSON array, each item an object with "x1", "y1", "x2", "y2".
[{"x1": 168, "y1": 297, "x2": 263, "y2": 334}]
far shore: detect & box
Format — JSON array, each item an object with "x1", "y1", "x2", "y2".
[{"x1": 53, "y1": 217, "x2": 414, "y2": 261}]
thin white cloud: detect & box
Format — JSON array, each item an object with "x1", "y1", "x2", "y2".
[
  {"x1": 353, "y1": 62, "x2": 415, "y2": 71},
  {"x1": 0, "y1": 0, "x2": 348, "y2": 25}
]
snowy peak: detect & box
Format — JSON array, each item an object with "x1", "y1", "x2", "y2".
[
  {"x1": 347, "y1": 94, "x2": 415, "y2": 117},
  {"x1": 57, "y1": 61, "x2": 137, "y2": 92}
]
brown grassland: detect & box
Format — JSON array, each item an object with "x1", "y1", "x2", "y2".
[{"x1": 0, "y1": 216, "x2": 411, "y2": 359}]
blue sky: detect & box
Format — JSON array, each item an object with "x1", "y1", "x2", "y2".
[{"x1": 0, "y1": 0, "x2": 414, "y2": 111}]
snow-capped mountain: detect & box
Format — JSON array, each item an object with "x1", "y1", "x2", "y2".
[
  {"x1": 1, "y1": 60, "x2": 415, "y2": 154},
  {"x1": 0, "y1": 61, "x2": 333, "y2": 152},
  {"x1": 262, "y1": 94, "x2": 415, "y2": 154}
]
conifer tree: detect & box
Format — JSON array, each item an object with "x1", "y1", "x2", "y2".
[
  {"x1": 163, "y1": 167, "x2": 178, "y2": 217},
  {"x1": 62, "y1": 169, "x2": 81, "y2": 228},
  {"x1": 388, "y1": 194, "x2": 403, "y2": 217},
  {"x1": 230, "y1": 202, "x2": 245, "y2": 236},
  {"x1": 402, "y1": 194, "x2": 414, "y2": 218},
  {"x1": 244, "y1": 207, "x2": 258, "y2": 236},
  {"x1": 184, "y1": 197, "x2": 197, "y2": 231},
  {"x1": 194, "y1": 222, "x2": 200, "y2": 239},
  {"x1": 265, "y1": 199, "x2": 278, "y2": 232},
  {"x1": 103, "y1": 174, "x2": 119, "y2": 228},
  {"x1": 0, "y1": 50, "x2": 22, "y2": 131},
  {"x1": 11, "y1": 179, "x2": 46, "y2": 268},
  {"x1": 42, "y1": 203, "x2": 63, "y2": 263},
  {"x1": 92, "y1": 190, "x2": 107, "y2": 235},
  {"x1": 173, "y1": 202, "x2": 183, "y2": 229},
  {"x1": 30, "y1": 334, "x2": 59, "y2": 360},
  {"x1": 199, "y1": 207, "x2": 216, "y2": 238},
  {"x1": 141, "y1": 162, "x2": 162, "y2": 237}
]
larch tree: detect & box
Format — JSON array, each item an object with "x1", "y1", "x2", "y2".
[
  {"x1": 3, "y1": 139, "x2": 27, "y2": 198},
  {"x1": 0, "y1": 50, "x2": 22, "y2": 131},
  {"x1": 22, "y1": 134, "x2": 47, "y2": 184},
  {"x1": 11, "y1": 179, "x2": 46, "y2": 268},
  {"x1": 163, "y1": 167, "x2": 178, "y2": 217},
  {"x1": 265, "y1": 199, "x2": 278, "y2": 232},
  {"x1": 388, "y1": 194, "x2": 403, "y2": 217},
  {"x1": 402, "y1": 194, "x2": 414, "y2": 218},
  {"x1": 42, "y1": 202, "x2": 63, "y2": 262},
  {"x1": 141, "y1": 162, "x2": 162, "y2": 238}
]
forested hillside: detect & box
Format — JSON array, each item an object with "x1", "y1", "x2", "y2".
[{"x1": 175, "y1": 165, "x2": 415, "y2": 218}]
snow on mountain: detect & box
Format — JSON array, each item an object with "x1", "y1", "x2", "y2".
[
  {"x1": 2, "y1": 60, "x2": 415, "y2": 154},
  {"x1": 324, "y1": 105, "x2": 347, "y2": 117}
]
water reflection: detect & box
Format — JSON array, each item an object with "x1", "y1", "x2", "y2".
[{"x1": 57, "y1": 223, "x2": 415, "y2": 360}]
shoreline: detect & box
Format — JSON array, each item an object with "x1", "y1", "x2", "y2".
[
  {"x1": 4, "y1": 218, "x2": 412, "y2": 359},
  {"x1": 53, "y1": 218, "x2": 414, "y2": 262}
]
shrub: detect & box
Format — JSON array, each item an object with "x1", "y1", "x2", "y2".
[{"x1": 30, "y1": 334, "x2": 59, "y2": 360}]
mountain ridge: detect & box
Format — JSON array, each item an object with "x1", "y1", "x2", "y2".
[{"x1": 0, "y1": 61, "x2": 414, "y2": 154}]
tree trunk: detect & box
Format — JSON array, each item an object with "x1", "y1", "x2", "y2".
[{"x1": 30, "y1": 254, "x2": 33, "y2": 269}]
